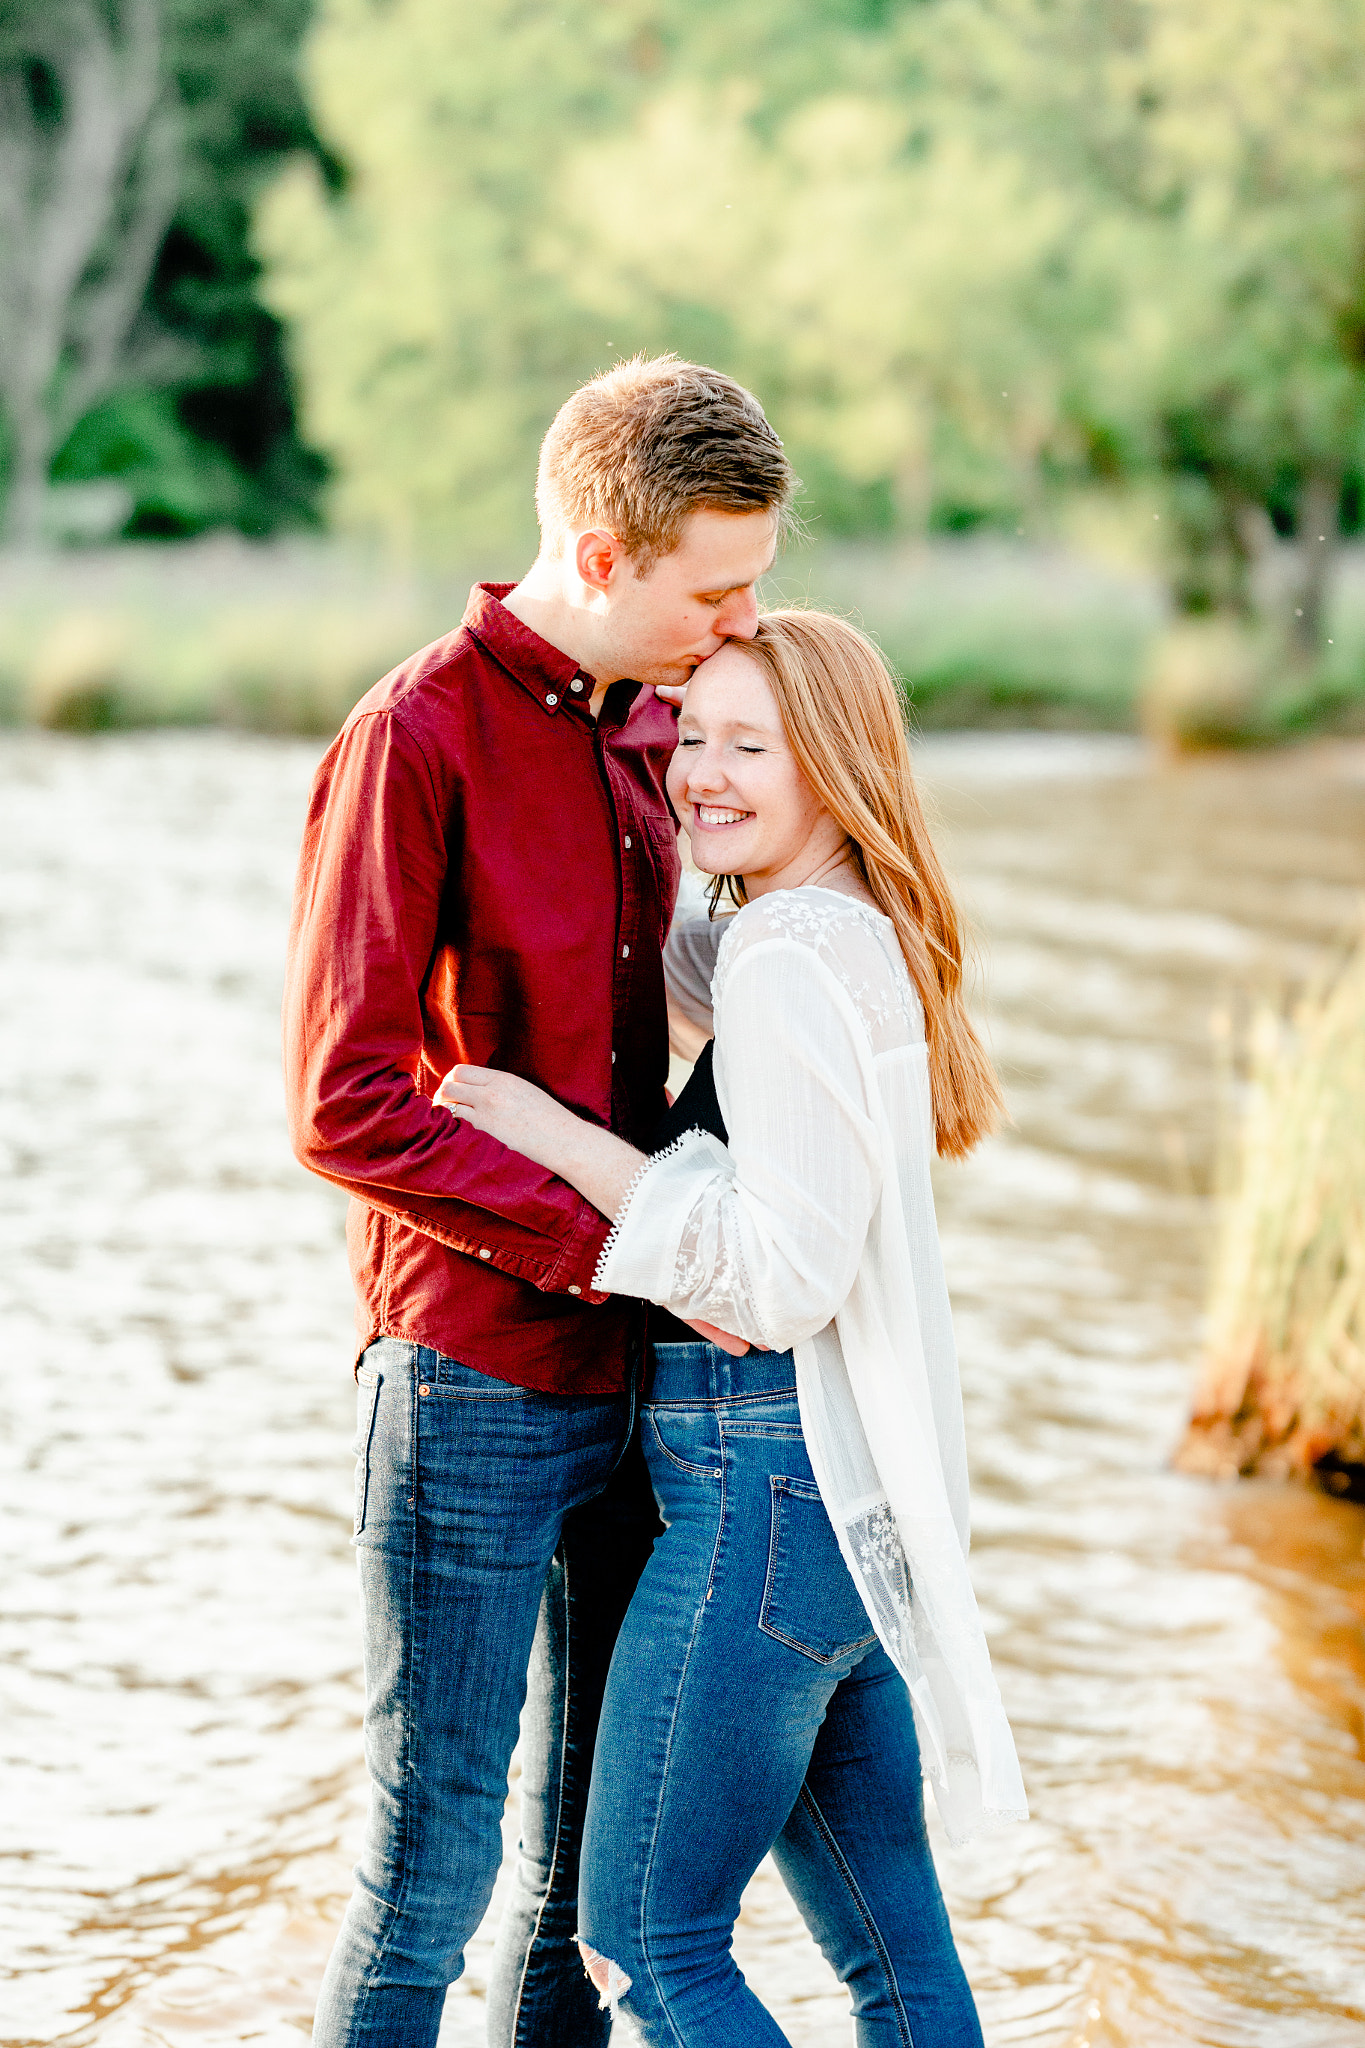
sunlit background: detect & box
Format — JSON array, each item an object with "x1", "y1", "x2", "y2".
[{"x1": 3, "y1": 4, "x2": 1365, "y2": 2045}]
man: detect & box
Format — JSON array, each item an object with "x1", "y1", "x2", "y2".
[{"x1": 284, "y1": 355, "x2": 793, "y2": 2048}]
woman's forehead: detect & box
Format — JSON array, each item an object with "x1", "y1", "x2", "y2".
[{"x1": 682, "y1": 645, "x2": 779, "y2": 723}]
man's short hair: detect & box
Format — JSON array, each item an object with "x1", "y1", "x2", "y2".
[{"x1": 536, "y1": 354, "x2": 797, "y2": 573}]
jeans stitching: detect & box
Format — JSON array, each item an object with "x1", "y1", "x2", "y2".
[
  {"x1": 630, "y1": 1445, "x2": 728, "y2": 2042},
  {"x1": 758, "y1": 1481, "x2": 876, "y2": 1665},
  {"x1": 353, "y1": 1357, "x2": 424, "y2": 2017},
  {"x1": 509, "y1": 1559, "x2": 573, "y2": 2047},
  {"x1": 510, "y1": 1388, "x2": 635, "y2": 2043},
  {"x1": 649, "y1": 1387, "x2": 795, "y2": 1410},
  {"x1": 646, "y1": 1408, "x2": 721, "y2": 1478},
  {"x1": 722, "y1": 1422, "x2": 804, "y2": 1438},
  {"x1": 796, "y1": 1783, "x2": 916, "y2": 2047}
]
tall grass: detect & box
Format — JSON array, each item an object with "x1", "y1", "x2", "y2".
[
  {"x1": 0, "y1": 534, "x2": 1164, "y2": 735},
  {"x1": 4, "y1": 534, "x2": 1365, "y2": 738},
  {"x1": 772, "y1": 539, "x2": 1162, "y2": 728},
  {"x1": 1177, "y1": 942, "x2": 1365, "y2": 1488},
  {"x1": 0, "y1": 540, "x2": 470, "y2": 733}
]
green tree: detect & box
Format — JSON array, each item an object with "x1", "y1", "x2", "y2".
[
  {"x1": 259, "y1": 0, "x2": 914, "y2": 561},
  {"x1": 263, "y1": 0, "x2": 1365, "y2": 660},
  {"x1": 930, "y1": 0, "x2": 1365, "y2": 653},
  {"x1": 0, "y1": 0, "x2": 179, "y2": 544},
  {"x1": 0, "y1": 0, "x2": 326, "y2": 545}
]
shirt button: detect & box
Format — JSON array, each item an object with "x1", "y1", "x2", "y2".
[
  {"x1": 611, "y1": 1050, "x2": 617, "y2": 1063},
  {"x1": 478, "y1": 1247, "x2": 491, "y2": 1259},
  {"x1": 568, "y1": 1285, "x2": 582, "y2": 1295},
  {"x1": 545, "y1": 693, "x2": 558, "y2": 707},
  {"x1": 623, "y1": 834, "x2": 632, "y2": 848},
  {"x1": 621, "y1": 944, "x2": 630, "y2": 957},
  {"x1": 570, "y1": 679, "x2": 584, "y2": 693}
]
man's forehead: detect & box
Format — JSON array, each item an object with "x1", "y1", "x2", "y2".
[{"x1": 673, "y1": 507, "x2": 778, "y2": 580}]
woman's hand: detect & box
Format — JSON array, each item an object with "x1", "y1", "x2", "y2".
[
  {"x1": 437, "y1": 1065, "x2": 750, "y2": 1355},
  {"x1": 436, "y1": 1064, "x2": 581, "y2": 1174},
  {"x1": 437, "y1": 1063, "x2": 644, "y2": 1224}
]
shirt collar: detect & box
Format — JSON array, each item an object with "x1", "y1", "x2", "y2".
[{"x1": 462, "y1": 582, "x2": 593, "y2": 720}]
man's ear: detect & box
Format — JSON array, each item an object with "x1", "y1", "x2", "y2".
[{"x1": 575, "y1": 528, "x2": 625, "y2": 594}]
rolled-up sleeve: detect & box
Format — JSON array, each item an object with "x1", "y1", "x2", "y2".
[{"x1": 283, "y1": 709, "x2": 610, "y2": 1299}]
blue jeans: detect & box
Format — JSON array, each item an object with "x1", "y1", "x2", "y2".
[
  {"x1": 314, "y1": 1337, "x2": 658, "y2": 2048},
  {"x1": 579, "y1": 1343, "x2": 983, "y2": 2046}
]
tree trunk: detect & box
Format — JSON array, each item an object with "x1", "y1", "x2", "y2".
[
  {"x1": 1287, "y1": 471, "x2": 1340, "y2": 663},
  {"x1": 0, "y1": 0, "x2": 175, "y2": 545},
  {"x1": 1, "y1": 404, "x2": 55, "y2": 546}
]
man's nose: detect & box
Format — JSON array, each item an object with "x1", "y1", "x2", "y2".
[{"x1": 716, "y1": 586, "x2": 759, "y2": 641}]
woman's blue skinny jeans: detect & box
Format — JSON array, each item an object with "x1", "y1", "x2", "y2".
[{"x1": 578, "y1": 1341, "x2": 983, "y2": 2046}]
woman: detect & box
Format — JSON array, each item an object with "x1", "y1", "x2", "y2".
[{"x1": 438, "y1": 610, "x2": 1027, "y2": 2043}]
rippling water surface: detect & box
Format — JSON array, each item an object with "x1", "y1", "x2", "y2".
[{"x1": 3, "y1": 731, "x2": 1364, "y2": 2048}]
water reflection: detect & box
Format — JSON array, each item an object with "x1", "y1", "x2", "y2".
[{"x1": 2, "y1": 731, "x2": 1363, "y2": 2046}]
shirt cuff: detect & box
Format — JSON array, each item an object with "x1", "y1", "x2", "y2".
[{"x1": 547, "y1": 1197, "x2": 615, "y2": 1305}]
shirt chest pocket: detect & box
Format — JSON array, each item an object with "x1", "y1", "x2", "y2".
[{"x1": 638, "y1": 813, "x2": 681, "y2": 940}]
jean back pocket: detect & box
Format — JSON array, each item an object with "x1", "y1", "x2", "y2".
[{"x1": 759, "y1": 1475, "x2": 875, "y2": 1665}]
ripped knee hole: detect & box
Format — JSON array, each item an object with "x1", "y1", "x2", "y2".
[{"x1": 575, "y1": 1936, "x2": 633, "y2": 2011}]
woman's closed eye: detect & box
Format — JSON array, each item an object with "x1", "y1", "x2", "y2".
[{"x1": 677, "y1": 736, "x2": 767, "y2": 753}]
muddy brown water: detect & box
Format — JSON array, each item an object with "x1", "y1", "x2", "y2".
[{"x1": 2, "y1": 731, "x2": 1364, "y2": 2047}]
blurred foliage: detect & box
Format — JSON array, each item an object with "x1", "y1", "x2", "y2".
[
  {"x1": 9, "y1": 0, "x2": 1365, "y2": 743},
  {"x1": 262, "y1": 0, "x2": 1365, "y2": 663},
  {"x1": 7, "y1": 533, "x2": 1365, "y2": 739},
  {"x1": 0, "y1": 538, "x2": 459, "y2": 729},
  {"x1": 130, "y1": 0, "x2": 334, "y2": 536},
  {"x1": 0, "y1": 0, "x2": 327, "y2": 543}
]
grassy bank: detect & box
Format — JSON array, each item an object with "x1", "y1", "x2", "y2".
[
  {"x1": 1177, "y1": 943, "x2": 1365, "y2": 1495},
  {"x1": 0, "y1": 542, "x2": 467, "y2": 736},
  {"x1": 4, "y1": 536, "x2": 1365, "y2": 737}
]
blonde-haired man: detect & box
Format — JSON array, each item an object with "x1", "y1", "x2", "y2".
[{"x1": 286, "y1": 357, "x2": 792, "y2": 2048}]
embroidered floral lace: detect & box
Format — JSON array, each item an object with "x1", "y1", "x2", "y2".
[{"x1": 599, "y1": 887, "x2": 1028, "y2": 1843}]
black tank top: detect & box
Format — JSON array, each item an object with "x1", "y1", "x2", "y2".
[{"x1": 647, "y1": 1041, "x2": 729, "y2": 1345}]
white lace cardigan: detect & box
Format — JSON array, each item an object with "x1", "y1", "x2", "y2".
[{"x1": 599, "y1": 886, "x2": 1027, "y2": 1845}]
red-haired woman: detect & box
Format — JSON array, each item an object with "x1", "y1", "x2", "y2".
[{"x1": 439, "y1": 611, "x2": 1026, "y2": 2045}]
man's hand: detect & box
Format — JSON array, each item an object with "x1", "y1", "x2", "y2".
[
  {"x1": 654, "y1": 682, "x2": 687, "y2": 708},
  {"x1": 682, "y1": 1318, "x2": 750, "y2": 1357}
]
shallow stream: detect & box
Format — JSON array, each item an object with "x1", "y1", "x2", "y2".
[{"x1": 2, "y1": 731, "x2": 1364, "y2": 2046}]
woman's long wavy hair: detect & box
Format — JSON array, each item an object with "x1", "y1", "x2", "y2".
[{"x1": 712, "y1": 608, "x2": 1003, "y2": 1160}]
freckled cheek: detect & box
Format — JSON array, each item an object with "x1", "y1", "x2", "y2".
[{"x1": 665, "y1": 754, "x2": 690, "y2": 812}]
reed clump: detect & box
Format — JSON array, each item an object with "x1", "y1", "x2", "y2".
[
  {"x1": 1176, "y1": 943, "x2": 1365, "y2": 1492},
  {"x1": 0, "y1": 541, "x2": 464, "y2": 734}
]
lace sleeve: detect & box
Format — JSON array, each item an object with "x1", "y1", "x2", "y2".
[{"x1": 596, "y1": 930, "x2": 883, "y2": 1347}]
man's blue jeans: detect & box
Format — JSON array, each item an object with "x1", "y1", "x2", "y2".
[
  {"x1": 578, "y1": 1342, "x2": 983, "y2": 2045},
  {"x1": 313, "y1": 1337, "x2": 655, "y2": 2048}
]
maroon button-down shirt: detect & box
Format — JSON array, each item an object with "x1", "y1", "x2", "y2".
[{"x1": 284, "y1": 583, "x2": 681, "y2": 1394}]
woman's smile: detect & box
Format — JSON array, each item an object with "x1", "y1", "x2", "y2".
[{"x1": 666, "y1": 643, "x2": 849, "y2": 896}]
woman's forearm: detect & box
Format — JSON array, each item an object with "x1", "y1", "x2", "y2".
[
  {"x1": 550, "y1": 1120, "x2": 645, "y2": 1222},
  {"x1": 435, "y1": 1060, "x2": 646, "y2": 1222}
]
